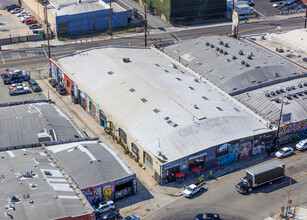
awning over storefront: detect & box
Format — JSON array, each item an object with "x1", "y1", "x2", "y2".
[
  {"x1": 175, "y1": 172, "x2": 185, "y2": 178},
  {"x1": 189, "y1": 152, "x2": 207, "y2": 161},
  {"x1": 192, "y1": 167, "x2": 201, "y2": 172}
]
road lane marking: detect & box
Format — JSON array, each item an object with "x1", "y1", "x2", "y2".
[
  {"x1": 131, "y1": 38, "x2": 173, "y2": 47},
  {"x1": 0, "y1": 52, "x2": 5, "y2": 64},
  {"x1": 11, "y1": 52, "x2": 21, "y2": 59},
  {"x1": 238, "y1": 26, "x2": 276, "y2": 34},
  {"x1": 43, "y1": 48, "x2": 48, "y2": 58},
  {"x1": 271, "y1": 172, "x2": 307, "y2": 189}
]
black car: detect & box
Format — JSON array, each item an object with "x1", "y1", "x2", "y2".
[
  {"x1": 56, "y1": 85, "x2": 67, "y2": 95},
  {"x1": 6, "y1": 4, "x2": 20, "y2": 12},
  {"x1": 48, "y1": 79, "x2": 58, "y2": 88},
  {"x1": 101, "y1": 210, "x2": 120, "y2": 220},
  {"x1": 1, "y1": 74, "x2": 12, "y2": 84},
  {"x1": 195, "y1": 213, "x2": 221, "y2": 220},
  {"x1": 28, "y1": 79, "x2": 41, "y2": 92}
]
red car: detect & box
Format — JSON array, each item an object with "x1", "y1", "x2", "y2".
[{"x1": 25, "y1": 18, "x2": 37, "y2": 24}]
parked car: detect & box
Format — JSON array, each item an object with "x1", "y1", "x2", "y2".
[
  {"x1": 273, "y1": 2, "x2": 283, "y2": 7},
  {"x1": 269, "y1": 0, "x2": 279, "y2": 2},
  {"x1": 100, "y1": 210, "x2": 120, "y2": 220},
  {"x1": 1, "y1": 74, "x2": 12, "y2": 85},
  {"x1": 6, "y1": 4, "x2": 20, "y2": 12},
  {"x1": 123, "y1": 215, "x2": 140, "y2": 220},
  {"x1": 21, "y1": 15, "x2": 34, "y2": 23},
  {"x1": 28, "y1": 79, "x2": 41, "y2": 92},
  {"x1": 195, "y1": 213, "x2": 221, "y2": 220},
  {"x1": 25, "y1": 19, "x2": 38, "y2": 25},
  {"x1": 56, "y1": 85, "x2": 67, "y2": 95},
  {"x1": 16, "y1": 11, "x2": 28, "y2": 17},
  {"x1": 48, "y1": 79, "x2": 58, "y2": 88},
  {"x1": 95, "y1": 200, "x2": 115, "y2": 214},
  {"x1": 28, "y1": 24, "x2": 42, "y2": 30},
  {"x1": 8, "y1": 85, "x2": 31, "y2": 96},
  {"x1": 275, "y1": 147, "x2": 294, "y2": 158},
  {"x1": 296, "y1": 139, "x2": 307, "y2": 151},
  {"x1": 10, "y1": 8, "x2": 22, "y2": 14},
  {"x1": 11, "y1": 70, "x2": 30, "y2": 81}
]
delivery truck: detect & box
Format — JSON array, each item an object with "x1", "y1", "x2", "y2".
[{"x1": 236, "y1": 160, "x2": 285, "y2": 194}]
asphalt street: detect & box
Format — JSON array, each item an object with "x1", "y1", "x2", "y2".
[
  {"x1": 0, "y1": 16, "x2": 304, "y2": 70},
  {"x1": 144, "y1": 151, "x2": 307, "y2": 220}
]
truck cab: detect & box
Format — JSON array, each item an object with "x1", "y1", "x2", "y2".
[{"x1": 236, "y1": 177, "x2": 252, "y2": 194}]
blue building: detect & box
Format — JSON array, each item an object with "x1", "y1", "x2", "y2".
[{"x1": 48, "y1": 0, "x2": 132, "y2": 36}]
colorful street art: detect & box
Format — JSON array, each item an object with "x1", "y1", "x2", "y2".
[
  {"x1": 252, "y1": 139, "x2": 265, "y2": 155},
  {"x1": 278, "y1": 120, "x2": 307, "y2": 145},
  {"x1": 82, "y1": 182, "x2": 115, "y2": 205},
  {"x1": 238, "y1": 141, "x2": 252, "y2": 159},
  {"x1": 217, "y1": 143, "x2": 239, "y2": 166}
]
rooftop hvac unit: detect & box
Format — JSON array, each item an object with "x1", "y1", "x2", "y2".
[
  {"x1": 123, "y1": 58, "x2": 131, "y2": 63},
  {"x1": 238, "y1": 50, "x2": 244, "y2": 55}
]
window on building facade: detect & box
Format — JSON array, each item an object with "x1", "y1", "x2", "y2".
[
  {"x1": 119, "y1": 128, "x2": 127, "y2": 145},
  {"x1": 109, "y1": 121, "x2": 115, "y2": 132},
  {"x1": 66, "y1": 80, "x2": 70, "y2": 89},
  {"x1": 89, "y1": 101, "x2": 96, "y2": 115}
]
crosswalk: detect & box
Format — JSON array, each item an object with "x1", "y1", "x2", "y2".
[{"x1": 0, "y1": 49, "x2": 47, "y2": 64}]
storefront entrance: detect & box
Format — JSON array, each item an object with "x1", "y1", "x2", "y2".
[
  {"x1": 165, "y1": 166, "x2": 180, "y2": 184},
  {"x1": 188, "y1": 154, "x2": 206, "y2": 171}
]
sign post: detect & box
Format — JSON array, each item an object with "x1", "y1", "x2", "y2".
[{"x1": 232, "y1": 10, "x2": 239, "y2": 38}]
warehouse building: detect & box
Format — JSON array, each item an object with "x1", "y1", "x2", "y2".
[
  {"x1": 160, "y1": 35, "x2": 307, "y2": 147},
  {"x1": 50, "y1": 46, "x2": 273, "y2": 185},
  {"x1": 0, "y1": 147, "x2": 95, "y2": 220},
  {"x1": 45, "y1": 140, "x2": 137, "y2": 204},
  {"x1": 0, "y1": 100, "x2": 86, "y2": 151},
  {"x1": 21, "y1": 0, "x2": 132, "y2": 37}
]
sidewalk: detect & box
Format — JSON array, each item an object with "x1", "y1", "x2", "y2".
[
  {"x1": 265, "y1": 206, "x2": 307, "y2": 220},
  {"x1": 1, "y1": 12, "x2": 305, "y2": 51}
]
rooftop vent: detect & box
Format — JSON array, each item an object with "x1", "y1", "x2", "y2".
[
  {"x1": 210, "y1": 44, "x2": 215, "y2": 48},
  {"x1": 164, "y1": 70, "x2": 169, "y2": 73},
  {"x1": 205, "y1": 42, "x2": 209, "y2": 46},
  {"x1": 153, "y1": 109, "x2": 160, "y2": 113},
  {"x1": 280, "y1": 88, "x2": 285, "y2": 93},
  {"x1": 189, "y1": 86, "x2": 195, "y2": 90},
  {"x1": 223, "y1": 51, "x2": 228, "y2": 55},
  {"x1": 274, "y1": 98, "x2": 280, "y2": 103},
  {"x1": 234, "y1": 107, "x2": 240, "y2": 112},
  {"x1": 202, "y1": 96, "x2": 208, "y2": 100},
  {"x1": 232, "y1": 55, "x2": 237, "y2": 60},
  {"x1": 154, "y1": 63, "x2": 160, "y2": 67},
  {"x1": 219, "y1": 40, "x2": 224, "y2": 45},
  {"x1": 245, "y1": 63, "x2": 250, "y2": 67},
  {"x1": 304, "y1": 90, "x2": 307, "y2": 94},
  {"x1": 123, "y1": 57, "x2": 130, "y2": 63},
  {"x1": 216, "y1": 107, "x2": 223, "y2": 111},
  {"x1": 270, "y1": 91, "x2": 275, "y2": 96},
  {"x1": 239, "y1": 50, "x2": 244, "y2": 55},
  {"x1": 194, "y1": 79, "x2": 199, "y2": 83},
  {"x1": 286, "y1": 94, "x2": 292, "y2": 99},
  {"x1": 275, "y1": 90, "x2": 280, "y2": 94},
  {"x1": 291, "y1": 86, "x2": 296, "y2": 90},
  {"x1": 141, "y1": 98, "x2": 148, "y2": 103},
  {"x1": 241, "y1": 60, "x2": 245, "y2": 65},
  {"x1": 129, "y1": 88, "x2": 135, "y2": 92},
  {"x1": 225, "y1": 43, "x2": 229, "y2": 48},
  {"x1": 219, "y1": 49, "x2": 224, "y2": 53},
  {"x1": 265, "y1": 93, "x2": 270, "y2": 97},
  {"x1": 247, "y1": 55, "x2": 252, "y2": 60},
  {"x1": 164, "y1": 116, "x2": 169, "y2": 120},
  {"x1": 297, "y1": 91, "x2": 303, "y2": 96},
  {"x1": 172, "y1": 123, "x2": 178, "y2": 127},
  {"x1": 298, "y1": 84, "x2": 303, "y2": 88},
  {"x1": 304, "y1": 82, "x2": 307, "y2": 87},
  {"x1": 216, "y1": 47, "x2": 220, "y2": 51},
  {"x1": 286, "y1": 87, "x2": 291, "y2": 91},
  {"x1": 194, "y1": 104, "x2": 199, "y2": 109},
  {"x1": 166, "y1": 120, "x2": 173, "y2": 124},
  {"x1": 274, "y1": 72, "x2": 280, "y2": 77},
  {"x1": 176, "y1": 78, "x2": 182, "y2": 81},
  {"x1": 293, "y1": 93, "x2": 298, "y2": 98},
  {"x1": 107, "y1": 71, "x2": 114, "y2": 75}
]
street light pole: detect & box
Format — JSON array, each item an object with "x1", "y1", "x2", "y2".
[
  {"x1": 144, "y1": 2, "x2": 147, "y2": 47},
  {"x1": 44, "y1": 3, "x2": 51, "y2": 59},
  {"x1": 304, "y1": 7, "x2": 307, "y2": 28}
]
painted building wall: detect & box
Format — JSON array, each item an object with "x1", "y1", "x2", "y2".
[
  {"x1": 55, "y1": 7, "x2": 132, "y2": 36},
  {"x1": 278, "y1": 119, "x2": 307, "y2": 145},
  {"x1": 82, "y1": 181, "x2": 115, "y2": 205}
]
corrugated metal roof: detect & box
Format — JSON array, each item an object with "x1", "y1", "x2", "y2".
[{"x1": 54, "y1": 46, "x2": 271, "y2": 162}]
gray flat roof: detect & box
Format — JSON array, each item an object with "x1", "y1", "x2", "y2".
[
  {"x1": 52, "y1": 46, "x2": 272, "y2": 163},
  {"x1": 247, "y1": 160, "x2": 284, "y2": 175},
  {"x1": 0, "y1": 148, "x2": 92, "y2": 220},
  {"x1": 46, "y1": 140, "x2": 135, "y2": 189},
  {"x1": 0, "y1": 102, "x2": 83, "y2": 150},
  {"x1": 162, "y1": 35, "x2": 306, "y2": 95},
  {"x1": 234, "y1": 77, "x2": 307, "y2": 124}
]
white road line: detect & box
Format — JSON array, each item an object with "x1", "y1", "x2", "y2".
[
  {"x1": 0, "y1": 52, "x2": 5, "y2": 64},
  {"x1": 6, "y1": 151, "x2": 15, "y2": 158},
  {"x1": 42, "y1": 48, "x2": 48, "y2": 58}
]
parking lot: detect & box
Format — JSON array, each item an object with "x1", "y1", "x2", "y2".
[
  {"x1": 0, "y1": 68, "x2": 46, "y2": 103},
  {"x1": 253, "y1": 0, "x2": 306, "y2": 17},
  {"x1": 0, "y1": 8, "x2": 42, "y2": 39}
]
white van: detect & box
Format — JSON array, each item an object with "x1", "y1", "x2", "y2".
[{"x1": 296, "y1": 139, "x2": 307, "y2": 151}]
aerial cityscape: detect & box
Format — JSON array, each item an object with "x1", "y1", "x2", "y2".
[{"x1": 0, "y1": 0, "x2": 306, "y2": 219}]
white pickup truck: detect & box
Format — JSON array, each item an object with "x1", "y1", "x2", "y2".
[{"x1": 183, "y1": 181, "x2": 205, "y2": 198}]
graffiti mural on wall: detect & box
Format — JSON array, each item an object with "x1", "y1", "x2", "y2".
[
  {"x1": 238, "y1": 141, "x2": 253, "y2": 159},
  {"x1": 278, "y1": 120, "x2": 307, "y2": 145},
  {"x1": 217, "y1": 143, "x2": 239, "y2": 166},
  {"x1": 252, "y1": 138, "x2": 265, "y2": 155},
  {"x1": 82, "y1": 182, "x2": 115, "y2": 205}
]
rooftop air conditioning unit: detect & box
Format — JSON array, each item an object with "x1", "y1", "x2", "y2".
[{"x1": 123, "y1": 58, "x2": 131, "y2": 63}]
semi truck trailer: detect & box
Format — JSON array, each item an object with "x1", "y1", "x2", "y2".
[{"x1": 236, "y1": 160, "x2": 285, "y2": 194}]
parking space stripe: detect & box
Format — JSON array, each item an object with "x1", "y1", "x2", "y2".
[{"x1": 271, "y1": 172, "x2": 307, "y2": 189}]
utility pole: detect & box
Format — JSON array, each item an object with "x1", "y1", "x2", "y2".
[
  {"x1": 275, "y1": 100, "x2": 284, "y2": 148},
  {"x1": 109, "y1": 0, "x2": 113, "y2": 36},
  {"x1": 144, "y1": 2, "x2": 147, "y2": 47},
  {"x1": 304, "y1": 7, "x2": 307, "y2": 28},
  {"x1": 44, "y1": 3, "x2": 51, "y2": 59}
]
